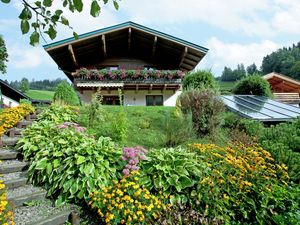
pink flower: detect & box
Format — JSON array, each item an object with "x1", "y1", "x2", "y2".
[{"x1": 122, "y1": 169, "x2": 130, "y2": 176}]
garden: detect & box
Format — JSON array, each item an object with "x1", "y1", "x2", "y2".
[{"x1": 1, "y1": 71, "x2": 300, "y2": 224}]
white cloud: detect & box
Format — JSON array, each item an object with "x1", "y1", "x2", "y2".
[
  {"x1": 202, "y1": 37, "x2": 279, "y2": 75},
  {"x1": 272, "y1": 0, "x2": 300, "y2": 34},
  {"x1": 118, "y1": 0, "x2": 300, "y2": 37},
  {"x1": 7, "y1": 43, "x2": 52, "y2": 69}
]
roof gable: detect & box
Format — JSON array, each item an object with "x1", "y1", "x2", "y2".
[
  {"x1": 44, "y1": 22, "x2": 208, "y2": 81},
  {"x1": 43, "y1": 21, "x2": 208, "y2": 53},
  {"x1": 263, "y1": 72, "x2": 300, "y2": 92}
]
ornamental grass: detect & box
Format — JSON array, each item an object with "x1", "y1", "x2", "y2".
[{"x1": 0, "y1": 103, "x2": 35, "y2": 136}]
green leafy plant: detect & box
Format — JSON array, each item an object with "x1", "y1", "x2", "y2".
[
  {"x1": 53, "y1": 81, "x2": 80, "y2": 106},
  {"x1": 233, "y1": 74, "x2": 273, "y2": 97},
  {"x1": 37, "y1": 104, "x2": 79, "y2": 124},
  {"x1": 19, "y1": 122, "x2": 122, "y2": 205},
  {"x1": 0, "y1": 0, "x2": 120, "y2": 45},
  {"x1": 140, "y1": 147, "x2": 207, "y2": 205}
]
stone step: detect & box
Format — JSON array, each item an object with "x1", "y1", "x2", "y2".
[
  {"x1": 34, "y1": 210, "x2": 72, "y2": 225},
  {"x1": 17, "y1": 120, "x2": 34, "y2": 129},
  {"x1": 6, "y1": 127, "x2": 23, "y2": 138},
  {"x1": 8, "y1": 185, "x2": 47, "y2": 208},
  {"x1": 1, "y1": 137, "x2": 20, "y2": 147},
  {"x1": 0, "y1": 161, "x2": 28, "y2": 174},
  {"x1": 13, "y1": 199, "x2": 73, "y2": 225},
  {"x1": 5, "y1": 177, "x2": 28, "y2": 189},
  {"x1": 0, "y1": 149, "x2": 19, "y2": 160}
]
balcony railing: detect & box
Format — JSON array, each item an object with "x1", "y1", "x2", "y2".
[{"x1": 73, "y1": 68, "x2": 185, "y2": 82}]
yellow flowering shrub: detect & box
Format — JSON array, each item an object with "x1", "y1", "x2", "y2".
[
  {"x1": 0, "y1": 172, "x2": 14, "y2": 224},
  {"x1": 190, "y1": 143, "x2": 299, "y2": 224},
  {"x1": 0, "y1": 103, "x2": 35, "y2": 136},
  {"x1": 87, "y1": 171, "x2": 171, "y2": 225}
]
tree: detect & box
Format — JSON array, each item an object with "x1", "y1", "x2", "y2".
[
  {"x1": 182, "y1": 70, "x2": 218, "y2": 90},
  {"x1": 0, "y1": 35, "x2": 8, "y2": 74},
  {"x1": 53, "y1": 81, "x2": 80, "y2": 105},
  {"x1": 247, "y1": 63, "x2": 259, "y2": 75},
  {"x1": 221, "y1": 66, "x2": 234, "y2": 81},
  {"x1": 0, "y1": 0, "x2": 120, "y2": 46},
  {"x1": 20, "y1": 77, "x2": 30, "y2": 93},
  {"x1": 261, "y1": 42, "x2": 300, "y2": 79},
  {"x1": 289, "y1": 61, "x2": 300, "y2": 80},
  {"x1": 233, "y1": 74, "x2": 272, "y2": 97}
]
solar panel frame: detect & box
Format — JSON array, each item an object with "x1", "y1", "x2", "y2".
[{"x1": 221, "y1": 95, "x2": 300, "y2": 122}]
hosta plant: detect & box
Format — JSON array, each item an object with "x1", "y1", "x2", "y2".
[
  {"x1": 140, "y1": 147, "x2": 207, "y2": 204},
  {"x1": 37, "y1": 103, "x2": 79, "y2": 124},
  {"x1": 18, "y1": 122, "x2": 122, "y2": 205}
]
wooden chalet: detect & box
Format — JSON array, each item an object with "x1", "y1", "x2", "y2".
[
  {"x1": 44, "y1": 21, "x2": 208, "y2": 106},
  {"x1": 263, "y1": 72, "x2": 300, "y2": 106},
  {"x1": 0, "y1": 79, "x2": 29, "y2": 108}
]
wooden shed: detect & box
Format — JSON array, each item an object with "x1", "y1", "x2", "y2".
[{"x1": 263, "y1": 72, "x2": 300, "y2": 106}]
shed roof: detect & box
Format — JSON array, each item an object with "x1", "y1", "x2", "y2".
[
  {"x1": 263, "y1": 72, "x2": 300, "y2": 92},
  {"x1": 44, "y1": 21, "x2": 208, "y2": 81}
]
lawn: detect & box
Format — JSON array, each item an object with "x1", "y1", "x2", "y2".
[
  {"x1": 218, "y1": 81, "x2": 236, "y2": 93},
  {"x1": 25, "y1": 89, "x2": 55, "y2": 101}
]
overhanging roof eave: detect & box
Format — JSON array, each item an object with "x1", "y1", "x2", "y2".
[{"x1": 43, "y1": 21, "x2": 209, "y2": 54}]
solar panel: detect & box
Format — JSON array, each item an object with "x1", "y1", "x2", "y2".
[{"x1": 222, "y1": 95, "x2": 300, "y2": 122}]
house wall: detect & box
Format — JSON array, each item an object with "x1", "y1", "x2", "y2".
[
  {"x1": 1, "y1": 95, "x2": 19, "y2": 107},
  {"x1": 95, "y1": 58, "x2": 156, "y2": 70},
  {"x1": 79, "y1": 89, "x2": 181, "y2": 106}
]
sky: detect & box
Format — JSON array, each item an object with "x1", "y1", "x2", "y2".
[{"x1": 0, "y1": 0, "x2": 300, "y2": 82}]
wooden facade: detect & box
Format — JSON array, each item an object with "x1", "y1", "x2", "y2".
[
  {"x1": 263, "y1": 72, "x2": 300, "y2": 106},
  {"x1": 44, "y1": 22, "x2": 208, "y2": 106}
]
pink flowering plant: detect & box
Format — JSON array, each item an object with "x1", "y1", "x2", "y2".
[
  {"x1": 57, "y1": 122, "x2": 86, "y2": 133},
  {"x1": 121, "y1": 146, "x2": 147, "y2": 176},
  {"x1": 74, "y1": 68, "x2": 185, "y2": 81}
]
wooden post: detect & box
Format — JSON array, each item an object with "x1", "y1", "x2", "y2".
[{"x1": 102, "y1": 35, "x2": 107, "y2": 57}]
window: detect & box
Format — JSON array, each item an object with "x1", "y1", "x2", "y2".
[
  {"x1": 102, "y1": 96, "x2": 120, "y2": 105},
  {"x1": 146, "y1": 95, "x2": 163, "y2": 106}
]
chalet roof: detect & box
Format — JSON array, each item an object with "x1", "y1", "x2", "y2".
[
  {"x1": 263, "y1": 72, "x2": 300, "y2": 92},
  {"x1": 0, "y1": 79, "x2": 30, "y2": 102},
  {"x1": 44, "y1": 21, "x2": 208, "y2": 81}
]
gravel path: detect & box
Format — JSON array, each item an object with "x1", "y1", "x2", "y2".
[
  {"x1": 14, "y1": 199, "x2": 70, "y2": 225},
  {"x1": 8, "y1": 185, "x2": 44, "y2": 199}
]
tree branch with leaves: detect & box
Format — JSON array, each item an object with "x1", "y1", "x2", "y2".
[{"x1": 1, "y1": 0, "x2": 120, "y2": 46}]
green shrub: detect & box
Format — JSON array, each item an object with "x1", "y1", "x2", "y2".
[
  {"x1": 182, "y1": 70, "x2": 218, "y2": 90},
  {"x1": 140, "y1": 147, "x2": 207, "y2": 204},
  {"x1": 18, "y1": 121, "x2": 122, "y2": 205},
  {"x1": 222, "y1": 112, "x2": 264, "y2": 137},
  {"x1": 53, "y1": 81, "x2": 80, "y2": 105},
  {"x1": 179, "y1": 89, "x2": 224, "y2": 137},
  {"x1": 233, "y1": 74, "x2": 272, "y2": 97},
  {"x1": 37, "y1": 104, "x2": 78, "y2": 124},
  {"x1": 259, "y1": 119, "x2": 300, "y2": 182}
]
